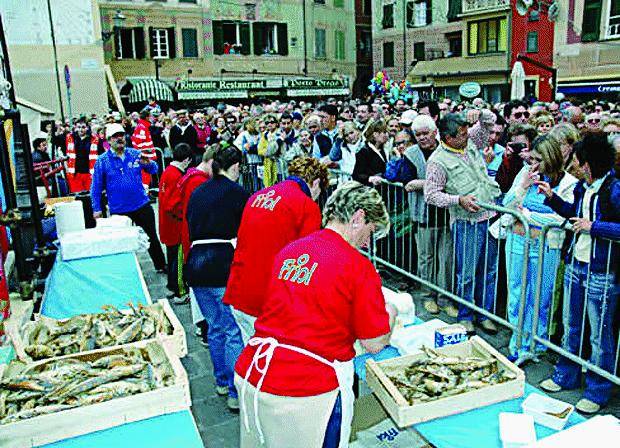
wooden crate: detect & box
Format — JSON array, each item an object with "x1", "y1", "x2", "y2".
[
  {"x1": 366, "y1": 336, "x2": 525, "y2": 428},
  {"x1": 7, "y1": 299, "x2": 187, "y2": 362},
  {"x1": 0, "y1": 340, "x2": 191, "y2": 448}
]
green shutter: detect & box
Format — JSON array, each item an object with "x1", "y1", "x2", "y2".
[
  {"x1": 253, "y1": 23, "x2": 265, "y2": 55},
  {"x1": 167, "y1": 28, "x2": 176, "y2": 59},
  {"x1": 134, "y1": 28, "x2": 145, "y2": 59},
  {"x1": 582, "y1": 0, "x2": 602, "y2": 42},
  {"x1": 239, "y1": 23, "x2": 251, "y2": 55},
  {"x1": 334, "y1": 0, "x2": 344, "y2": 7},
  {"x1": 212, "y1": 22, "x2": 224, "y2": 55},
  {"x1": 182, "y1": 29, "x2": 198, "y2": 57},
  {"x1": 468, "y1": 22, "x2": 478, "y2": 55},
  {"x1": 426, "y1": 0, "x2": 432, "y2": 25},
  {"x1": 277, "y1": 24, "x2": 288, "y2": 56}
]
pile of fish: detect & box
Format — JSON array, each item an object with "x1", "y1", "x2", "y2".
[
  {"x1": 0, "y1": 342, "x2": 175, "y2": 424},
  {"x1": 22, "y1": 303, "x2": 173, "y2": 360},
  {"x1": 387, "y1": 347, "x2": 517, "y2": 405}
]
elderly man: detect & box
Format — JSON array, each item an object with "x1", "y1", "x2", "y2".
[
  {"x1": 91, "y1": 123, "x2": 166, "y2": 272},
  {"x1": 424, "y1": 113, "x2": 501, "y2": 333},
  {"x1": 404, "y1": 115, "x2": 456, "y2": 317}
]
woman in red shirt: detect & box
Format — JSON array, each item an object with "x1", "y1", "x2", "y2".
[{"x1": 234, "y1": 181, "x2": 396, "y2": 448}]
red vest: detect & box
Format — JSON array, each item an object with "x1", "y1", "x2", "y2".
[{"x1": 66, "y1": 134, "x2": 99, "y2": 174}]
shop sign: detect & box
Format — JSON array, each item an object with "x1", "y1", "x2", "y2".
[
  {"x1": 459, "y1": 81, "x2": 481, "y2": 98},
  {"x1": 284, "y1": 78, "x2": 348, "y2": 89},
  {"x1": 287, "y1": 88, "x2": 350, "y2": 97},
  {"x1": 558, "y1": 82, "x2": 620, "y2": 94}
]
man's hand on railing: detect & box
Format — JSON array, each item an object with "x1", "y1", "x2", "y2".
[
  {"x1": 405, "y1": 180, "x2": 424, "y2": 192},
  {"x1": 459, "y1": 194, "x2": 481, "y2": 213},
  {"x1": 368, "y1": 175, "x2": 383, "y2": 186},
  {"x1": 93, "y1": 211, "x2": 102, "y2": 220}
]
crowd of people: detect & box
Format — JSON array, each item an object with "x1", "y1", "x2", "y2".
[{"x1": 30, "y1": 93, "x2": 620, "y2": 441}]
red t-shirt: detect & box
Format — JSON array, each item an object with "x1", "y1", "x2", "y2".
[
  {"x1": 235, "y1": 229, "x2": 390, "y2": 397},
  {"x1": 223, "y1": 180, "x2": 321, "y2": 316},
  {"x1": 158, "y1": 165, "x2": 184, "y2": 246},
  {"x1": 169, "y1": 168, "x2": 210, "y2": 261}
]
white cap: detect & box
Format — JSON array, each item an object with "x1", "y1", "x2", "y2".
[
  {"x1": 399, "y1": 110, "x2": 418, "y2": 125},
  {"x1": 105, "y1": 123, "x2": 125, "y2": 139}
]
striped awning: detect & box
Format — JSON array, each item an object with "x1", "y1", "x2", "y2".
[{"x1": 128, "y1": 79, "x2": 174, "y2": 103}]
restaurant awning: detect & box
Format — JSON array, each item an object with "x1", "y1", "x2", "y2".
[
  {"x1": 407, "y1": 55, "x2": 509, "y2": 84},
  {"x1": 128, "y1": 78, "x2": 175, "y2": 103}
]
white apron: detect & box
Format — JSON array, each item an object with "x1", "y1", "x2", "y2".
[
  {"x1": 238, "y1": 336, "x2": 355, "y2": 448},
  {"x1": 188, "y1": 238, "x2": 237, "y2": 324}
]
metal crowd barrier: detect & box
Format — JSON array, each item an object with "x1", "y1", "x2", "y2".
[{"x1": 527, "y1": 223, "x2": 620, "y2": 386}]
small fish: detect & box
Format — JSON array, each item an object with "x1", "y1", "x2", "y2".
[
  {"x1": 116, "y1": 318, "x2": 143, "y2": 345},
  {"x1": 24, "y1": 344, "x2": 54, "y2": 359},
  {"x1": 545, "y1": 407, "x2": 571, "y2": 419}
]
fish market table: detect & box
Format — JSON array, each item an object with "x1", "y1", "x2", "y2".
[
  {"x1": 41, "y1": 251, "x2": 151, "y2": 318},
  {"x1": 35, "y1": 251, "x2": 203, "y2": 448},
  {"x1": 354, "y1": 347, "x2": 586, "y2": 448}
]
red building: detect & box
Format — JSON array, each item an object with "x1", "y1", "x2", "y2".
[{"x1": 510, "y1": 1, "x2": 556, "y2": 102}]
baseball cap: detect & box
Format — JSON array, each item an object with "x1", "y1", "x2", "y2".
[
  {"x1": 105, "y1": 123, "x2": 125, "y2": 139},
  {"x1": 291, "y1": 111, "x2": 303, "y2": 121},
  {"x1": 399, "y1": 110, "x2": 418, "y2": 125}
]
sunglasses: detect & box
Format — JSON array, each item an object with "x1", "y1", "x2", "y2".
[
  {"x1": 394, "y1": 140, "x2": 410, "y2": 146},
  {"x1": 513, "y1": 111, "x2": 530, "y2": 119},
  {"x1": 587, "y1": 118, "x2": 601, "y2": 124}
]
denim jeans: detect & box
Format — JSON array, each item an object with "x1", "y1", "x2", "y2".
[
  {"x1": 506, "y1": 233, "x2": 561, "y2": 359},
  {"x1": 552, "y1": 261, "x2": 619, "y2": 405},
  {"x1": 322, "y1": 394, "x2": 342, "y2": 448},
  {"x1": 453, "y1": 220, "x2": 498, "y2": 321},
  {"x1": 193, "y1": 286, "x2": 244, "y2": 399}
]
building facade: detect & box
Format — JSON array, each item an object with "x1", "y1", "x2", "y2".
[
  {"x1": 554, "y1": 0, "x2": 620, "y2": 100},
  {"x1": 99, "y1": 0, "x2": 357, "y2": 106},
  {"x1": 353, "y1": 0, "x2": 373, "y2": 96},
  {"x1": 510, "y1": 0, "x2": 555, "y2": 102},
  {"x1": 0, "y1": 0, "x2": 108, "y2": 119}
]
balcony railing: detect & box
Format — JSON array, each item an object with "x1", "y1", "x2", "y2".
[
  {"x1": 462, "y1": 0, "x2": 510, "y2": 15},
  {"x1": 608, "y1": 14, "x2": 620, "y2": 39}
]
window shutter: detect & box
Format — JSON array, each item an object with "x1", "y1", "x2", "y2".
[
  {"x1": 167, "y1": 28, "x2": 176, "y2": 58},
  {"x1": 135, "y1": 28, "x2": 145, "y2": 59},
  {"x1": 212, "y1": 21, "x2": 224, "y2": 55},
  {"x1": 582, "y1": 0, "x2": 602, "y2": 42},
  {"x1": 277, "y1": 24, "x2": 288, "y2": 56},
  {"x1": 426, "y1": 0, "x2": 432, "y2": 25},
  {"x1": 253, "y1": 23, "x2": 265, "y2": 55},
  {"x1": 239, "y1": 23, "x2": 251, "y2": 55},
  {"x1": 149, "y1": 27, "x2": 156, "y2": 58},
  {"x1": 498, "y1": 18, "x2": 507, "y2": 52},
  {"x1": 468, "y1": 22, "x2": 478, "y2": 55},
  {"x1": 114, "y1": 27, "x2": 121, "y2": 58}
]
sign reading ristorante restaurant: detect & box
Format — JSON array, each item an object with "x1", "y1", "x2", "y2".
[{"x1": 175, "y1": 77, "x2": 350, "y2": 99}]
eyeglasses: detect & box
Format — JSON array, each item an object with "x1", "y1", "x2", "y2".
[
  {"x1": 587, "y1": 118, "x2": 601, "y2": 124},
  {"x1": 513, "y1": 111, "x2": 530, "y2": 119},
  {"x1": 394, "y1": 140, "x2": 410, "y2": 146}
]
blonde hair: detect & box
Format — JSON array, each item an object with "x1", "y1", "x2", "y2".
[
  {"x1": 288, "y1": 157, "x2": 330, "y2": 190},
  {"x1": 532, "y1": 134, "x2": 564, "y2": 184},
  {"x1": 530, "y1": 112, "x2": 554, "y2": 129},
  {"x1": 549, "y1": 122, "x2": 580, "y2": 147},
  {"x1": 322, "y1": 181, "x2": 390, "y2": 238}
]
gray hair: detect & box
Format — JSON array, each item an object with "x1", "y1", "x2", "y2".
[
  {"x1": 411, "y1": 114, "x2": 437, "y2": 133},
  {"x1": 437, "y1": 113, "x2": 468, "y2": 139}
]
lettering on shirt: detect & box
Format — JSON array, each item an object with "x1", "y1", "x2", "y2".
[
  {"x1": 251, "y1": 189, "x2": 281, "y2": 211},
  {"x1": 277, "y1": 254, "x2": 318, "y2": 285}
]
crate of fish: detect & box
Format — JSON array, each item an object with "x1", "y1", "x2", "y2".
[
  {"x1": 0, "y1": 340, "x2": 191, "y2": 448},
  {"x1": 7, "y1": 299, "x2": 187, "y2": 361},
  {"x1": 366, "y1": 336, "x2": 525, "y2": 428}
]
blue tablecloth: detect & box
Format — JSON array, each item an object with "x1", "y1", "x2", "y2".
[
  {"x1": 355, "y1": 341, "x2": 586, "y2": 448},
  {"x1": 41, "y1": 251, "x2": 151, "y2": 319},
  {"x1": 38, "y1": 251, "x2": 202, "y2": 448},
  {"x1": 40, "y1": 411, "x2": 203, "y2": 448}
]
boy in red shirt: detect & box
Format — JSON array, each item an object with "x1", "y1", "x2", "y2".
[
  {"x1": 158, "y1": 143, "x2": 192, "y2": 301},
  {"x1": 223, "y1": 157, "x2": 329, "y2": 343}
]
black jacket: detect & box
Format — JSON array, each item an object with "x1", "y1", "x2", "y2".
[
  {"x1": 170, "y1": 124, "x2": 198, "y2": 155},
  {"x1": 352, "y1": 143, "x2": 387, "y2": 185},
  {"x1": 185, "y1": 175, "x2": 250, "y2": 287}
]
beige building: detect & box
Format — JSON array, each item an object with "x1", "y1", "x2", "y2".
[
  {"x1": 0, "y1": 0, "x2": 108, "y2": 120},
  {"x1": 98, "y1": 0, "x2": 357, "y2": 107},
  {"x1": 554, "y1": 0, "x2": 620, "y2": 99}
]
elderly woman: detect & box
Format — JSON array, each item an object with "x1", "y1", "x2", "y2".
[
  {"x1": 352, "y1": 119, "x2": 389, "y2": 186},
  {"x1": 502, "y1": 134, "x2": 578, "y2": 362},
  {"x1": 234, "y1": 181, "x2": 395, "y2": 448}
]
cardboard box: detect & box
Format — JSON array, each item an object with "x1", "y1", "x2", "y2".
[
  {"x1": 366, "y1": 336, "x2": 525, "y2": 428},
  {"x1": 0, "y1": 340, "x2": 191, "y2": 448}
]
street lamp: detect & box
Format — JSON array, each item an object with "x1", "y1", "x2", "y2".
[{"x1": 102, "y1": 9, "x2": 126, "y2": 42}]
